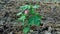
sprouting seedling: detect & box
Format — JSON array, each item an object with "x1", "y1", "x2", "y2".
[{"x1": 16, "y1": 4, "x2": 41, "y2": 34}]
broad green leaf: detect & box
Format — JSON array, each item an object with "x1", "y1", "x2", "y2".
[
  {"x1": 28, "y1": 16, "x2": 34, "y2": 26},
  {"x1": 28, "y1": 15, "x2": 41, "y2": 26},
  {"x1": 23, "y1": 27, "x2": 30, "y2": 34},
  {"x1": 34, "y1": 16, "x2": 41, "y2": 26}
]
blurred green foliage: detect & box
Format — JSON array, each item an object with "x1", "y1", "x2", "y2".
[{"x1": 17, "y1": 4, "x2": 41, "y2": 34}]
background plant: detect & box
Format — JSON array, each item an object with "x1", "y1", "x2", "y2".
[{"x1": 16, "y1": 4, "x2": 42, "y2": 34}]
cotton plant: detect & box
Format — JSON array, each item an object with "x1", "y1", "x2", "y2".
[{"x1": 16, "y1": 4, "x2": 42, "y2": 34}]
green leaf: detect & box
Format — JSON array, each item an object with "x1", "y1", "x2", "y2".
[
  {"x1": 24, "y1": 5, "x2": 30, "y2": 9},
  {"x1": 19, "y1": 5, "x2": 30, "y2": 11},
  {"x1": 29, "y1": 8, "x2": 35, "y2": 14},
  {"x1": 28, "y1": 15, "x2": 41, "y2": 26},
  {"x1": 20, "y1": 6, "x2": 26, "y2": 11},
  {"x1": 28, "y1": 16, "x2": 34, "y2": 26},
  {"x1": 17, "y1": 15, "x2": 26, "y2": 21},
  {"x1": 34, "y1": 16, "x2": 41, "y2": 26},
  {"x1": 23, "y1": 27, "x2": 30, "y2": 34},
  {"x1": 16, "y1": 12, "x2": 22, "y2": 16},
  {"x1": 33, "y1": 5, "x2": 40, "y2": 9}
]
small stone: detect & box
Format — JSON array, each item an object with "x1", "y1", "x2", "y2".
[
  {"x1": 31, "y1": 31, "x2": 38, "y2": 34},
  {"x1": 28, "y1": 33, "x2": 31, "y2": 34},
  {"x1": 30, "y1": 30, "x2": 33, "y2": 32}
]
